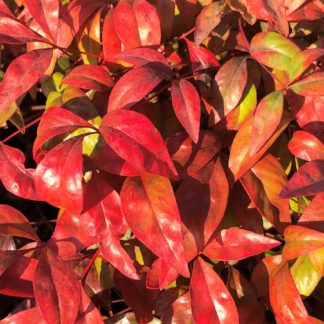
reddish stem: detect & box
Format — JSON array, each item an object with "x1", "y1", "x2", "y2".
[
  {"x1": 79, "y1": 249, "x2": 100, "y2": 281},
  {"x1": 111, "y1": 307, "x2": 131, "y2": 317},
  {"x1": 2, "y1": 116, "x2": 41, "y2": 144},
  {"x1": 297, "y1": 197, "x2": 301, "y2": 219}
]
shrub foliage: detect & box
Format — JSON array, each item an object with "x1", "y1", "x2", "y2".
[{"x1": 0, "y1": 0, "x2": 324, "y2": 323}]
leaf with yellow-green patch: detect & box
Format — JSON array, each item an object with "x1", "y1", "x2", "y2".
[
  {"x1": 250, "y1": 32, "x2": 300, "y2": 72},
  {"x1": 291, "y1": 249, "x2": 324, "y2": 296}
]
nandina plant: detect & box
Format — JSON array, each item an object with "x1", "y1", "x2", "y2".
[{"x1": 0, "y1": 0, "x2": 323, "y2": 323}]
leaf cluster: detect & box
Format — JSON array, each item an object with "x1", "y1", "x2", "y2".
[{"x1": 0, "y1": 0, "x2": 323, "y2": 323}]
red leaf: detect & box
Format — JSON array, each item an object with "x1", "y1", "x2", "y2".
[
  {"x1": 113, "y1": 48, "x2": 170, "y2": 72},
  {"x1": 51, "y1": 210, "x2": 96, "y2": 260},
  {"x1": 0, "y1": 49, "x2": 53, "y2": 123},
  {"x1": 0, "y1": 253, "x2": 37, "y2": 297},
  {"x1": 287, "y1": 92, "x2": 324, "y2": 128},
  {"x1": 146, "y1": 258, "x2": 178, "y2": 289},
  {"x1": 25, "y1": 0, "x2": 59, "y2": 42},
  {"x1": 290, "y1": 72, "x2": 324, "y2": 96},
  {"x1": 62, "y1": 65, "x2": 113, "y2": 91},
  {"x1": 246, "y1": 0, "x2": 289, "y2": 35},
  {"x1": 229, "y1": 111, "x2": 292, "y2": 180},
  {"x1": 91, "y1": 142, "x2": 138, "y2": 176},
  {"x1": 113, "y1": 269, "x2": 158, "y2": 324},
  {"x1": 266, "y1": 258, "x2": 312, "y2": 323},
  {"x1": 0, "y1": 143, "x2": 40, "y2": 200},
  {"x1": 163, "y1": 291, "x2": 193, "y2": 323},
  {"x1": 120, "y1": 174, "x2": 189, "y2": 277},
  {"x1": 33, "y1": 106, "x2": 93, "y2": 162},
  {"x1": 102, "y1": 8, "x2": 121, "y2": 61},
  {"x1": 280, "y1": 160, "x2": 324, "y2": 198},
  {"x1": 282, "y1": 225, "x2": 324, "y2": 260},
  {"x1": 284, "y1": 0, "x2": 309, "y2": 15},
  {"x1": 194, "y1": 2, "x2": 224, "y2": 45},
  {"x1": 288, "y1": 48, "x2": 324, "y2": 82},
  {"x1": 190, "y1": 257, "x2": 239, "y2": 324},
  {"x1": 177, "y1": 157, "x2": 229, "y2": 261},
  {"x1": 185, "y1": 38, "x2": 219, "y2": 73},
  {"x1": 287, "y1": 0, "x2": 324, "y2": 20},
  {"x1": 171, "y1": 79, "x2": 201, "y2": 143},
  {"x1": 0, "y1": 205, "x2": 39, "y2": 241},
  {"x1": 288, "y1": 131, "x2": 324, "y2": 161},
  {"x1": 215, "y1": 56, "x2": 248, "y2": 114},
  {"x1": 167, "y1": 131, "x2": 222, "y2": 180},
  {"x1": 34, "y1": 248, "x2": 81, "y2": 324},
  {"x1": 240, "y1": 154, "x2": 291, "y2": 231},
  {"x1": 35, "y1": 137, "x2": 84, "y2": 214},
  {"x1": 81, "y1": 172, "x2": 127, "y2": 237},
  {"x1": 75, "y1": 289, "x2": 104, "y2": 324},
  {"x1": 0, "y1": 1, "x2": 14, "y2": 16},
  {"x1": 67, "y1": 0, "x2": 106, "y2": 34},
  {"x1": 0, "y1": 307, "x2": 46, "y2": 324},
  {"x1": 0, "y1": 250, "x2": 25, "y2": 277},
  {"x1": 250, "y1": 91, "x2": 284, "y2": 156},
  {"x1": 99, "y1": 226, "x2": 139, "y2": 280},
  {"x1": 0, "y1": 15, "x2": 45, "y2": 44},
  {"x1": 133, "y1": 0, "x2": 161, "y2": 46},
  {"x1": 203, "y1": 228, "x2": 281, "y2": 261},
  {"x1": 299, "y1": 193, "x2": 324, "y2": 230},
  {"x1": 100, "y1": 110, "x2": 178, "y2": 179},
  {"x1": 107, "y1": 64, "x2": 167, "y2": 111},
  {"x1": 113, "y1": 0, "x2": 141, "y2": 49}
]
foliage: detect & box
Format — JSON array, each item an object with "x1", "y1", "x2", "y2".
[{"x1": 0, "y1": 0, "x2": 323, "y2": 323}]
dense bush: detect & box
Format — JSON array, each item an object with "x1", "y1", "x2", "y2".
[{"x1": 0, "y1": 0, "x2": 324, "y2": 323}]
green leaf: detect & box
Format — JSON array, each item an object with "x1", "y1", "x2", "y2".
[
  {"x1": 250, "y1": 32, "x2": 300, "y2": 71},
  {"x1": 291, "y1": 252, "x2": 322, "y2": 296}
]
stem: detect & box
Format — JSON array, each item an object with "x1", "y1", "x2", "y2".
[
  {"x1": 238, "y1": 18, "x2": 250, "y2": 51},
  {"x1": 297, "y1": 197, "x2": 301, "y2": 219},
  {"x1": 160, "y1": 26, "x2": 196, "y2": 54},
  {"x1": 79, "y1": 249, "x2": 100, "y2": 281},
  {"x1": 111, "y1": 307, "x2": 131, "y2": 317},
  {"x1": 30, "y1": 219, "x2": 57, "y2": 225},
  {"x1": 179, "y1": 27, "x2": 196, "y2": 41},
  {"x1": 2, "y1": 116, "x2": 41, "y2": 143},
  {"x1": 111, "y1": 299, "x2": 125, "y2": 304}
]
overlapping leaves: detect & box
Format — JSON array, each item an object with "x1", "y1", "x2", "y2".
[{"x1": 0, "y1": 0, "x2": 323, "y2": 323}]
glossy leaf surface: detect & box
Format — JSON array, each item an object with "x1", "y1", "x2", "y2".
[
  {"x1": 33, "y1": 106, "x2": 93, "y2": 161},
  {"x1": 121, "y1": 174, "x2": 189, "y2": 277},
  {"x1": 215, "y1": 56, "x2": 248, "y2": 114},
  {"x1": 250, "y1": 32, "x2": 300, "y2": 71},
  {"x1": 250, "y1": 91, "x2": 284, "y2": 156},
  {"x1": 62, "y1": 65, "x2": 113, "y2": 91},
  {"x1": 25, "y1": 0, "x2": 59, "y2": 41},
  {"x1": 100, "y1": 110, "x2": 178, "y2": 179},
  {"x1": 190, "y1": 257, "x2": 239, "y2": 324},
  {"x1": 280, "y1": 160, "x2": 324, "y2": 198},
  {"x1": 0, "y1": 143, "x2": 40, "y2": 200},
  {"x1": 266, "y1": 258, "x2": 312, "y2": 324},
  {"x1": 0, "y1": 49, "x2": 53, "y2": 123},
  {"x1": 204, "y1": 228, "x2": 281, "y2": 261},
  {"x1": 283, "y1": 225, "x2": 324, "y2": 260},
  {"x1": 290, "y1": 72, "x2": 324, "y2": 96},
  {"x1": 288, "y1": 131, "x2": 324, "y2": 161},
  {"x1": 107, "y1": 64, "x2": 166, "y2": 111},
  {"x1": 0, "y1": 205, "x2": 38, "y2": 241},
  {"x1": 34, "y1": 137, "x2": 84, "y2": 214},
  {"x1": 171, "y1": 79, "x2": 201, "y2": 143},
  {"x1": 34, "y1": 249, "x2": 81, "y2": 324}
]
